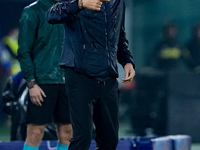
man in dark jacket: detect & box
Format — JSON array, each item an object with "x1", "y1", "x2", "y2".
[
  {"x1": 185, "y1": 24, "x2": 200, "y2": 72},
  {"x1": 17, "y1": 0, "x2": 72, "y2": 150},
  {"x1": 150, "y1": 23, "x2": 182, "y2": 71},
  {"x1": 47, "y1": 0, "x2": 135, "y2": 150}
]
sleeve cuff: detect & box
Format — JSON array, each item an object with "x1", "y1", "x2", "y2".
[
  {"x1": 26, "y1": 75, "x2": 35, "y2": 82},
  {"x1": 69, "y1": 0, "x2": 82, "y2": 14},
  {"x1": 121, "y1": 56, "x2": 135, "y2": 69}
]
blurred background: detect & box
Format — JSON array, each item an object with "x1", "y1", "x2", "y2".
[{"x1": 0, "y1": 0, "x2": 200, "y2": 149}]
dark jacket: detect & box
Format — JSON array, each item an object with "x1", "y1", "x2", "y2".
[
  {"x1": 47, "y1": 0, "x2": 135, "y2": 79},
  {"x1": 2, "y1": 72, "x2": 26, "y2": 141},
  {"x1": 17, "y1": 0, "x2": 65, "y2": 84},
  {"x1": 186, "y1": 38, "x2": 200, "y2": 68},
  {"x1": 153, "y1": 38, "x2": 182, "y2": 71}
]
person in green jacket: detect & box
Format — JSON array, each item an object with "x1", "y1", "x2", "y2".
[{"x1": 17, "y1": 0, "x2": 72, "y2": 150}]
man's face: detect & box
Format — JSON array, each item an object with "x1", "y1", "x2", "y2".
[
  {"x1": 167, "y1": 27, "x2": 178, "y2": 39},
  {"x1": 195, "y1": 29, "x2": 200, "y2": 39}
]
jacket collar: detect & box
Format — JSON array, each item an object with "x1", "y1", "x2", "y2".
[{"x1": 38, "y1": 0, "x2": 56, "y2": 11}]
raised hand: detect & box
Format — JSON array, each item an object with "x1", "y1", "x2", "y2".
[{"x1": 79, "y1": 0, "x2": 110, "y2": 11}]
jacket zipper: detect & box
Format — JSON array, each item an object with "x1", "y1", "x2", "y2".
[{"x1": 104, "y1": 4, "x2": 110, "y2": 68}]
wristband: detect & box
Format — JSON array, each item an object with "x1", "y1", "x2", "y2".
[{"x1": 27, "y1": 80, "x2": 36, "y2": 89}]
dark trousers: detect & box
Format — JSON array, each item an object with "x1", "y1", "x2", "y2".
[{"x1": 65, "y1": 68, "x2": 119, "y2": 150}]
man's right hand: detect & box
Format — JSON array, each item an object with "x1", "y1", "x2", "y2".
[
  {"x1": 29, "y1": 85, "x2": 46, "y2": 106},
  {"x1": 79, "y1": 0, "x2": 110, "y2": 11}
]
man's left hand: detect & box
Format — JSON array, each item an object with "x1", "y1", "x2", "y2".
[{"x1": 122, "y1": 63, "x2": 135, "y2": 82}]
